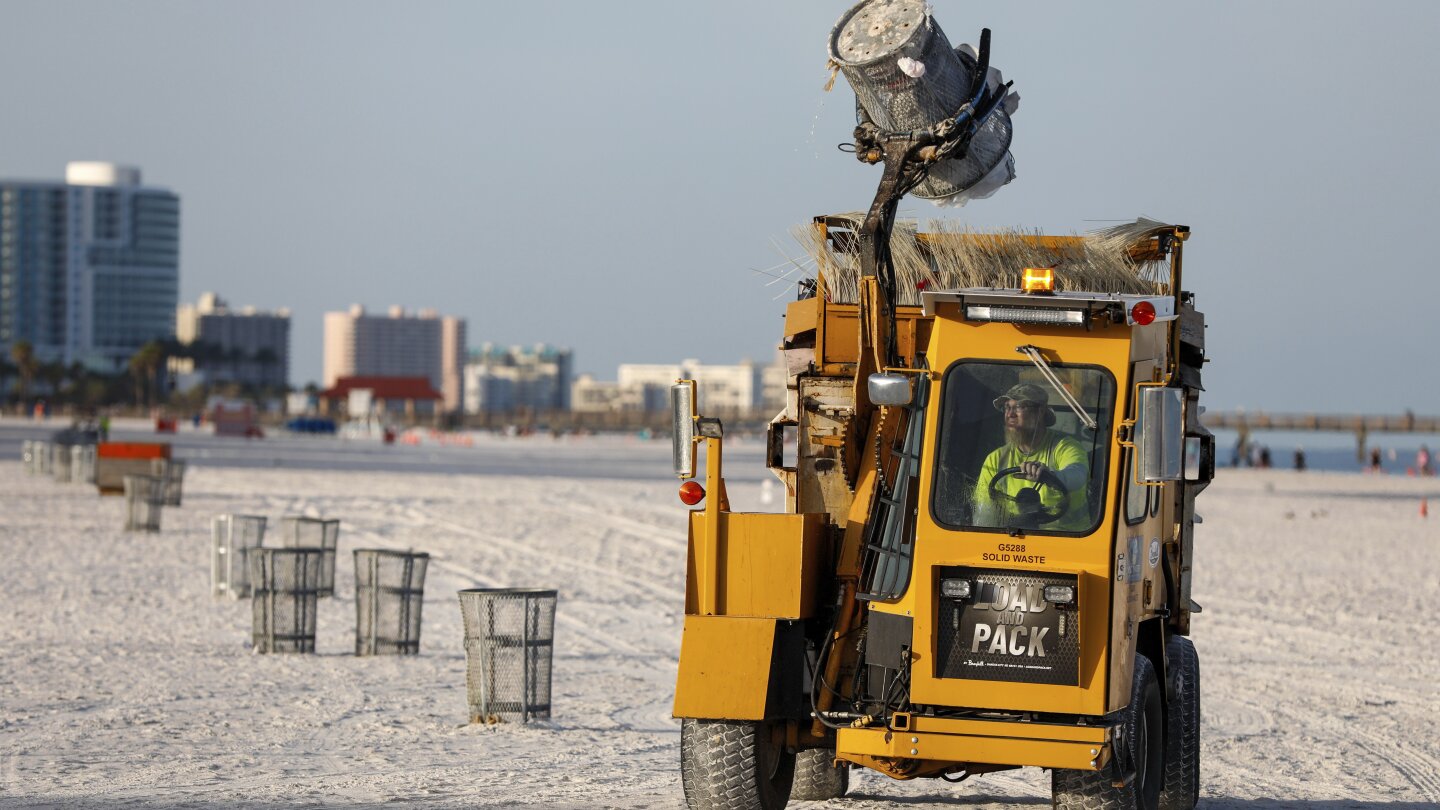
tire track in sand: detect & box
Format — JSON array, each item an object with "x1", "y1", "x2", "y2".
[
  {"x1": 1263, "y1": 671, "x2": 1440, "y2": 802},
  {"x1": 346, "y1": 504, "x2": 664, "y2": 660}
]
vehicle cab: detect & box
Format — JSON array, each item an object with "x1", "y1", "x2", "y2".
[{"x1": 838, "y1": 277, "x2": 1207, "y2": 778}]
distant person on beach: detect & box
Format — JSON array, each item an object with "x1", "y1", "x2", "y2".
[
  {"x1": 1418, "y1": 445, "x2": 1434, "y2": 477},
  {"x1": 1294, "y1": 447, "x2": 1306, "y2": 471},
  {"x1": 1368, "y1": 447, "x2": 1383, "y2": 473},
  {"x1": 1249, "y1": 442, "x2": 1271, "y2": 468}
]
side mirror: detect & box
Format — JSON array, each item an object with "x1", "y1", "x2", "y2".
[
  {"x1": 671, "y1": 382, "x2": 696, "y2": 479},
  {"x1": 1183, "y1": 436, "x2": 1202, "y2": 481},
  {"x1": 868, "y1": 372, "x2": 914, "y2": 407},
  {"x1": 1138, "y1": 387, "x2": 1184, "y2": 482},
  {"x1": 1183, "y1": 433, "x2": 1214, "y2": 482}
]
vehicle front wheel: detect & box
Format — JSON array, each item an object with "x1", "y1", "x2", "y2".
[
  {"x1": 1158, "y1": 635, "x2": 1200, "y2": 810},
  {"x1": 681, "y1": 718, "x2": 795, "y2": 810},
  {"x1": 1053, "y1": 654, "x2": 1164, "y2": 810}
]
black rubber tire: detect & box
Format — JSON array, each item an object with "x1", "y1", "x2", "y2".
[
  {"x1": 1052, "y1": 654, "x2": 1164, "y2": 810},
  {"x1": 681, "y1": 719, "x2": 795, "y2": 810},
  {"x1": 790, "y1": 747, "x2": 849, "y2": 801},
  {"x1": 1158, "y1": 636, "x2": 1200, "y2": 810}
]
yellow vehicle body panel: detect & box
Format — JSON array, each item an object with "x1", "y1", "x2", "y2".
[
  {"x1": 837, "y1": 714, "x2": 1111, "y2": 772},
  {"x1": 673, "y1": 615, "x2": 779, "y2": 720},
  {"x1": 685, "y1": 511, "x2": 828, "y2": 619},
  {"x1": 675, "y1": 512, "x2": 824, "y2": 721},
  {"x1": 784, "y1": 297, "x2": 932, "y2": 371},
  {"x1": 874, "y1": 305, "x2": 1138, "y2": 717}
]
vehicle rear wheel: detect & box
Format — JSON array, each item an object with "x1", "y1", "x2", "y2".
[
  {"x1": 1053, "y1": 654, "x2": 1164, "y2": 810},
  {"x1": 790, "y1": 747, "x2": 849, "y2": 801},
  {"x1": 681, "y1": 718, "x2": 795, "y2": 810},
  {"x1": 1158, "y1": 635, "x2": 1200, "y2": 810}
]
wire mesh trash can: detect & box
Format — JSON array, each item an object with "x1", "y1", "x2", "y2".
[
  {"x1": 52, "y1": 444, "x2": 73, "y2": 482},
  {"x1": 249, "y1": 548, "x2": 323, "y2": 653},
  {"x1": 70, "y1": 444, "x2": 96, "y2": 485},
  {"x1": 279, "y1": 517, "x2": 340, "y2": 597},
  {"x1": 212, "y1": 514, "x2": 268, "y2": 599},
  {"x1": 33, "y1": 441, "x2": 52, "y2": 476},
  {"x1": 123, "y1": 475, "x2": 165, "y2": 532},
  {"x1": 354, "y1": 549, "x2": 429, "y2": 655},
  {"x1": 21, "y1": 440, "x2": 36, "y2": 474},
  {"x1": 458, "y1": 588, "x2": 557, "y2": 723},
  {"x1": 150, "y1": 458, "x2": 187, "y2": 506}
]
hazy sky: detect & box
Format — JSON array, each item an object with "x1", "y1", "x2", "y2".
[{"x1": 3, "y1": 1, "x2": 1438, "y2": 413}]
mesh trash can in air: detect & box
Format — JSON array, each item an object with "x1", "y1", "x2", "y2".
[
  {"x1": 123, "y1": 475, "x2": 165, "y2": 532},
  {"x1": 212, "y1": 514, "x2": 268, "y2": 598},
  {"x1": 249, "y1": 547, "x2": 323, "y2": 653},
  {"x1": 279, "y1": 517, "x2": 340, "y2": 597},
  {"x1": 828, "y1": 0, "x2": 1017, "y2": 203},
  {"x1": 150, "y1": 458, "x2": 187, "y2": 506},
  {"x1": 354, "y1": 549, "x2": 429, "y2": 655},
  {"x1": 458, "y1": 588, "x2": 556, "y2": 723}
]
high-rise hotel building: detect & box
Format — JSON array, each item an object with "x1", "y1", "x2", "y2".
[{"x1": 0, "y1": 162, "x2": 180, "y2": 370}]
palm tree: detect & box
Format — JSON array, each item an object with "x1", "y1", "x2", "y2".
[
  {"x1": 40, "y1": 360, "x2": 65, "y2": 398},
  {"x1": 10, "y1": 340, "x2": 38, "y2": 405},
  {"x1": 223, "y1": 346, "x2": 245, "y2": 381},
  {"x1": 0, "y1": 357, "x2": 13, "y2": 405},
  {"x1": 254, "y1": 347, "x2": 280, "y2": 388},
  {"x1": 128, "y1": 341, "x2": 165, "y2": 408},
  {"x1": 62, "y1": 361, "x2": 88, "y2": 407}
]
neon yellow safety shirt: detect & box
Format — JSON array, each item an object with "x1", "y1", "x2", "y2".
[{"x1": 974, "y1": 431, "x2": 1089, "y2": 531}]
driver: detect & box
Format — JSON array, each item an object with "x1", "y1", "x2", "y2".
[{"x1": 974, "y1": 383, "x2": 1089, "y2": 530}]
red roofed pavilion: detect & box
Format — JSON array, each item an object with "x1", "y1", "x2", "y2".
[{"x1": 319, "y1": 376, "x2": 442, "y2": 420}]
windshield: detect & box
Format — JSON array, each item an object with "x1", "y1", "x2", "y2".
[{"x1": 931, "y1": 360, "x2": 1116, "y2": 536}]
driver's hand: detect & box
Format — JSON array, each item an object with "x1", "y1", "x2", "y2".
[{"x1": 1019, "y1": 461, "x2": 1049, "y2": 481}]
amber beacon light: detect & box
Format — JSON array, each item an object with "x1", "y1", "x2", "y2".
[{"x1": 1021, "y1": 267, "x2": 1055, "y2": 294}]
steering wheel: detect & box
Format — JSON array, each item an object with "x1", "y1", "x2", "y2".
[{"x1": 988, "y1": 466, "x2": 1070, "y2": 525}]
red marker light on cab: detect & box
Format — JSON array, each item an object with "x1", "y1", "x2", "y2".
[
  {"x1": 1130, "y1": 301, "x2": 1156, "y2": 326},
  {"x1": 679, "y1": 480, "x2": 706, "y2": 505}
]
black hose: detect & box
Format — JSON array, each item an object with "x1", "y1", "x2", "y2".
[
  {"x1": 809, "y1": 604, "x2": 863, "y2": 731},
  {"x1": 971, "y1": 28, "x2": 992, "y2": 106}
]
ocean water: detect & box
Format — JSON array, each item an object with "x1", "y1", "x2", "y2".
[{"x1": 1209, "y1": 428, "x2": 1439, "y2": 476}]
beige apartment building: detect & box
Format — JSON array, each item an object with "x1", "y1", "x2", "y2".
[
  {"x1": 323, "y1": 304, "x2": 466, "y2": 413},
  {"x1": 572, "y1": 357, "x2": 784, "y2": 414}
]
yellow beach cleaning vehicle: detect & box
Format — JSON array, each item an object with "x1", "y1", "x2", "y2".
[
  {"x1": 671, "y1": 5, "x2": 1209, "y2": 807},
  {"x1": 671, "y1": 215, "x2": 1210, "y2": 810}
]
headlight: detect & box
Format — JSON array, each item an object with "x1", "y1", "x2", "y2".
[
  {"x1": 940, "y1": 578, "x2": 972, "y2": 600},
  {"x1": 1043, "y1": 584, "x2": 1076, "y2": 605}
]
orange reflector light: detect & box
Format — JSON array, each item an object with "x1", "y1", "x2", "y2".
[
  {"x1": 1130, "y1": 301, "x2": 1156, "y2": 326},
  {"x1": 679, "y1": 480, "x2": 705, "y2": 505},
  {"x1": 1021, "y1": 267, "x2": 1055, "y2": 294}
]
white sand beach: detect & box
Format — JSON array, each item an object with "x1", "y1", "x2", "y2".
[{"x1": 1, "y1": 425, "x2": 1437, "y2": 808}]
